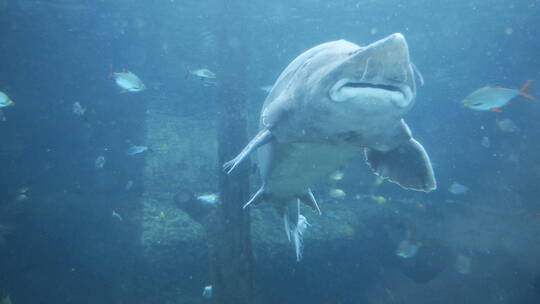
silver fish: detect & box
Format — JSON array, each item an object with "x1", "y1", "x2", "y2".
[
  {"x1": 224, "y1": 33, "x2": 435, "y2": 260},
  {"x1": 461, "y1": 81, "x2": 534, "y2": 111},
  {"x1": 126, "y1": 145, "x2": 148, "y2": 156},
  {"x1": 112, "y1": 71, "x2": 146, "y2": 93},
  {"x1": 0, "y1": 91, "x2": 14, "y2": 108},
  {"x1": 191, "y1": 68, "x2": 216, "y2": 79},
  {"x1": 196, "y1": 193, "x2": 219, "y2": 205}
]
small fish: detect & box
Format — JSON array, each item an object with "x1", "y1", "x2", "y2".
[
  {"x1": 112, "y1": 210, "x2": 123, "y2": 221},
  {"x1": 371, "y1": 195, "x2": 387, "y2": 205},
  {"x1": 15, "y1": 194, "x2": 29, "y2": 202},
  {"x1": 125, "y1": 180, "x2": 134, "y2": 191},
  {"x1": 461, "y1": 81, "x2": 534, "y2": 112},
  {"x1": 190, "y1": 68, "x2": 216, "y2": 79},
  {"x1": 18, "y1": 186, "x2": 29, "y2": 194},
  {"x1": 202, "y1": 285, "x2": 213, "y2": 299},
  {"x1": 95, "y1": 155, "x2": 106, "y2": 168},
  {"x1": 197, "y1": 193, "x2": 219, "y2": 205},
  {"x1": 396, "y1": 229, "x2": 422, "y2": 259},
  {"x1": 110, "y1": 69, "x2": 146, "y2": 93},
  {"x1": 126, "y1": 145, "x2": 148, "y2": 156},
  {"x1": 72, "y1": 101, "x2": 86, "y2": 116},
  {"x1": 260, "y1": 85, "x2": 273, "y2": 93},
  {"x1": 448, "y1": 182, "x2": 469, "y2": 195},
  {"x1": 159, "y1": 211, "x2": 166, "y2": 219},
  {"x1": 455, "y1": 255, "x2": 472, "y2": 275},
  {"x1": 481, "y1": 136, "x2": 490, "y2": 148},
  {"x1": 0, "y1": 91, "x2": 14, "y2": 108},
  {"x1": 328, "y1": 188, "x2": 346, "y2": 199},
  {"x1": 329, "y1": 170, "x2": 344, "y2": 181},
  {"x1": 496, "y1": 118, "x2": 519, "y2": 133}
]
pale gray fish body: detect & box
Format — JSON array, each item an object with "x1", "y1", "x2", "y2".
[
  {"x1": 0, "y1": 91, "x2": 14, "y2": 108},
  {"x1": 191, "y1": 69, "x2": 216, "y2": 79},
  {"x1": 196, "y1": 193, "x2": 220, "y2": 206},
  {"x1": 461, "y1": 86, "x2": 519, "y2": 111},
  {"x1": 126, "y1": 145, "x2": 148, "y2": 155},
  {"x1": 114, "y1": 72, "x2": 146, "y2": 92},
  {"x1": 224, "y1": 33, "x2": 436, "y2": 260}
]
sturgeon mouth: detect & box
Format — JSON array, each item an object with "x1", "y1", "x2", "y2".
[
  {"x1": 330, "y1": 78, "x2": 412, "y2": 108},
  {"x1": 342, "y1": 82, "x2": 404, "y2": 94}
]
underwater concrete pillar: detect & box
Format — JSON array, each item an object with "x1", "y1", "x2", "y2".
[{"x1": 210, "y1": 0, "x2": 258, "y2": 303}]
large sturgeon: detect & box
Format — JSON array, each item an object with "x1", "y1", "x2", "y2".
[{"x1": 224, "y1": 33, "x2": 436, "y2": 260}]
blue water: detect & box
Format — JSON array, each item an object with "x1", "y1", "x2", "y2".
[{"x1": 0, "y1": 0, "x2": 539, "y2": 303}]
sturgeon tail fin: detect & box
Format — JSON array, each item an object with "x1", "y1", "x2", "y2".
[{"x1": 283, "y1": 200, "x2": 310, "y2": 261}]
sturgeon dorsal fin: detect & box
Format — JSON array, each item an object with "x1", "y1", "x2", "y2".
[
  {"x1": 223, "y1": 129, "x2": 273, "y2": 174},
  {"x1": 297, "y1": 188, "x2": 321, "y2": 214}
]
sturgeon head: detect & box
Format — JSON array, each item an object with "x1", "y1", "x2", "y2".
[{"x1": 263, "y1": 33, "x2": 418, "y2": 152}]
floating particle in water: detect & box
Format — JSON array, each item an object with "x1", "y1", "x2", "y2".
[
  {"x1": 448, "y1": 182, "x2": 469, "y2": 195},
  {"x1": 95, "y1": 155, "x2": 106, "y2": 169},
  {"x1": 112, "y1": 210, "x2": 123, "y2": 221},
  {"x1": 455, "y1": 254, "x2": 472, "y2": 274},
  {"x1": 496, "y1": 118, "x2": 519, "y2": 133},
  {"x1": 481, "y1": 136, "x2": 490, "y2": 148},
  {"x1": 125, "y1": 180, "x2": 134, "y2": 191}
]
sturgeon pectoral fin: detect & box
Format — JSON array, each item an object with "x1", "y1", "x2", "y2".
[
  {"x1": 297, "y1": 188, "x2": 321, "y2": 214},
  {"x1": 242, "y1": 186, "x2": 266, "y2": 209},
  {"x1": 365, "y1": 138, "x2": 436, "y2": 191},
  {"x1": 223, "y1": 129, "x2": 273, "y2": 174}
]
